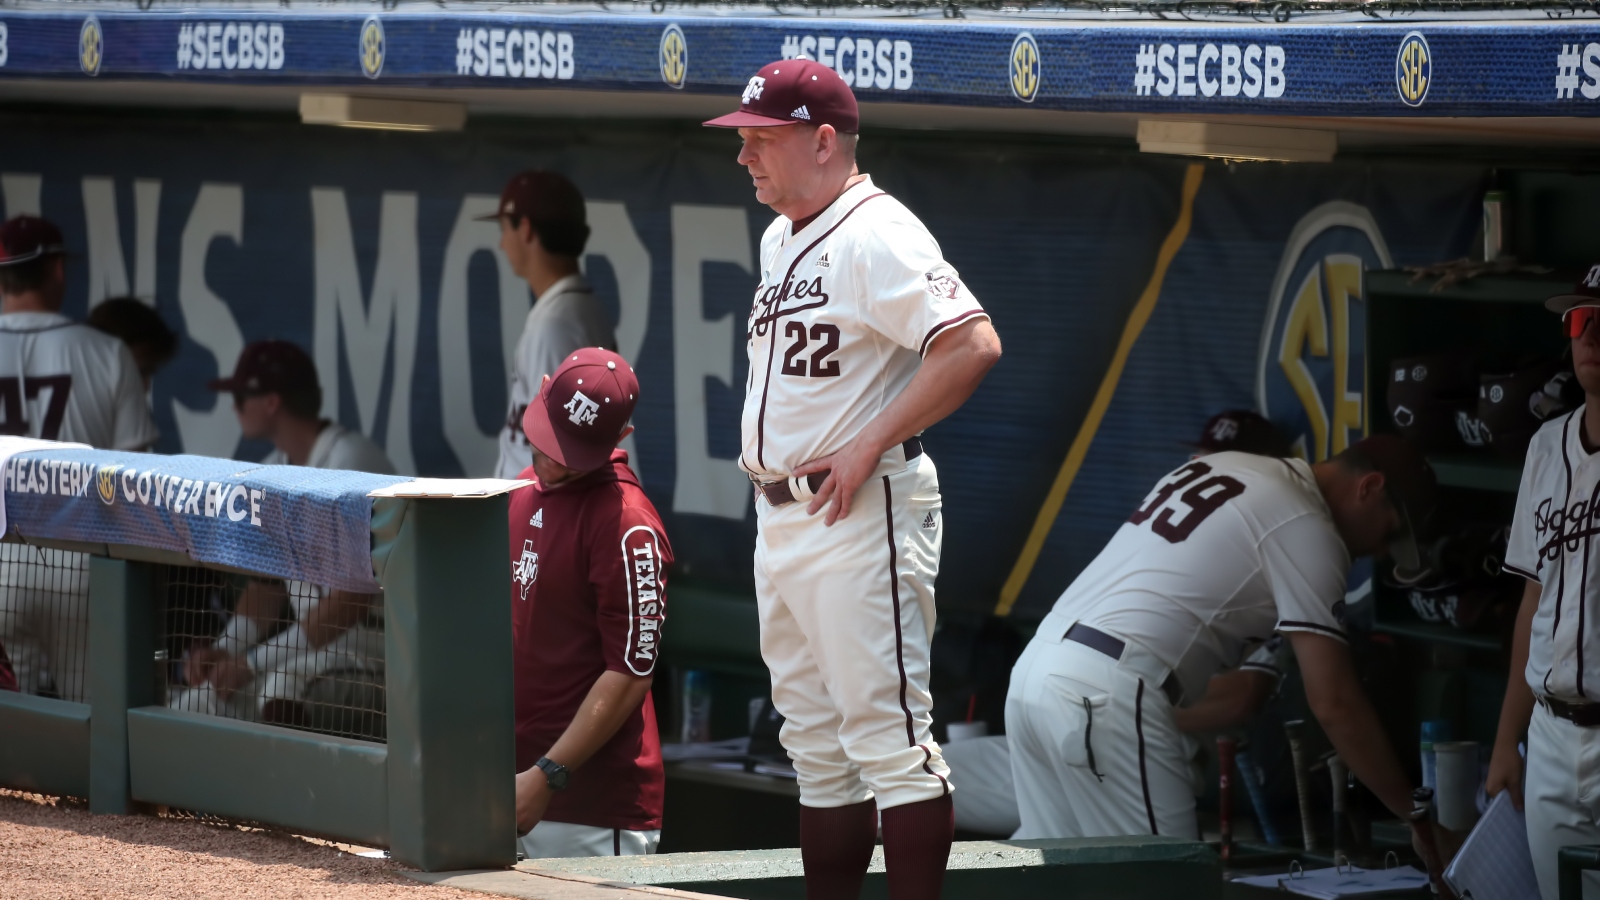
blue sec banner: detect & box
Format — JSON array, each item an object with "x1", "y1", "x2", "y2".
[
  {"x1": 2, "y1": 10, "x2": 1600, "y2": 117},
  {"x1": 0, "y1": 111, "x2": 1485, "y2": 615},
  {"x1": 4, "y1": 448, "x2": 406, "y2": 593}
]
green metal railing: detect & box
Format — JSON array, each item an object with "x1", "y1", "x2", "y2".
[{"x1": 0, "y1": 497, "x2": 514, "y2": 873}]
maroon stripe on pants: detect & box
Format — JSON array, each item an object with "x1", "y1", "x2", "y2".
[
  {"x1": 1136, "y1": 680, "x2": 1157, "y2": 835},
  {"x1": 882, "y1": 476, "x2": 949, "y2": 796}
]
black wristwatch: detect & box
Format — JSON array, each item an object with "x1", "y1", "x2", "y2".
[{"x1": 535, "y1": 756, "x2": 570, "y2": 790}]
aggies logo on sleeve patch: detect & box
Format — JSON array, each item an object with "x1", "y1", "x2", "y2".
[
  {"x1": 622, "y1": 525, "x2": 666, "y2": 675},
  {"x1": 925, "y1": 271, "x2": 961, "y2": 299}
]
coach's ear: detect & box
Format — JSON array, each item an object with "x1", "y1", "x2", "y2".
[{"x1": 615, "y1": 425, "x2": 636, "y2": 446}]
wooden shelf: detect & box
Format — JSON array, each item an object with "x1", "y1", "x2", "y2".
[
  {"x1": 1371, "y1": 620, "x2": 1504, "y2": 653},
  {"x1": 1428, "y1": 456, "x2": 1523, "y2": 493},
  {"x1": 1367, "y1": 270, "x2": 1573, "y2": 305}
]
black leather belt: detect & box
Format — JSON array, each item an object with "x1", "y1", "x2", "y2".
[
  {"x1": 1543, "y1": 695, "x2": 1600, "y2": 727},
  {"x1": 1065, "y1": 622, "x2": 1185, "y2": 708},
  {"x1": 756, "y1": 438, "x2": 923, "y2": 507}
]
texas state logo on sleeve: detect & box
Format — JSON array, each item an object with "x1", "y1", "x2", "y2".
[{"x1": 622, "y1": 524, "x2": 666, "y2": 675}]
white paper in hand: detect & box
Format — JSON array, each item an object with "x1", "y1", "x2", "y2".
[{"x1": 1444, "y1": 790, "x2": 1541, "y2": 900}]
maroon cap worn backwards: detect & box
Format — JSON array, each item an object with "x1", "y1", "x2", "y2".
[
  {"x1": 523, "y1": 347, "x2": 639, "y2": 473},
  {"x1": 0, "y1": 216, "x2": 66, "y2": 267},
  {"x1": 208, "y1": 340, "x2": 320, "y2": 395},
  {"x1": 704, "y1": 59, "x2": 859, "y2": 133}
]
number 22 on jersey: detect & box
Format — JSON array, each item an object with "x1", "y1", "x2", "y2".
[{"x1": 1128, "y1": 461, "x2": 1246, "y2": 543}]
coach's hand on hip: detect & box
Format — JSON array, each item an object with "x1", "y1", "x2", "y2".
[{"x1": 795, "y1": 317, "x2": 1001, "y2": 525}]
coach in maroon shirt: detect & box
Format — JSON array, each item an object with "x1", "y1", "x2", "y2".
[{"x1": 509, "y1": 347, "x2": 673, "y2": 858}]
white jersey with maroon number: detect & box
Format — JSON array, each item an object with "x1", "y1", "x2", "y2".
[
  {"x1": 740, "y1": 176, "x2": 988, "y2": 479},
  {"x1": 1036, "y1": 451, "x2": 1351, "y2": 703},
  {"x1": 1504, "y1": 408, "x2": 1600, "y2": 704},
  {"x1": 0, "y1": 311, "x2": 157, "y2": 450}
]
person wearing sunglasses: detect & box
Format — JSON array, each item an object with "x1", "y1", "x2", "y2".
[
  {"x1": 1488, "y1": 267, "x2": 1600, "y2": 899},
  {"x1": 1005, "y1": 434, "x2": 1453, "y2": 891}
]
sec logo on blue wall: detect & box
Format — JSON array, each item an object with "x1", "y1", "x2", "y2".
[
  {"x1": 1009, "y1": 33, "x2": 1040, "y2": 103},
  {"x1": 1395, "y1": 31, "x2": 1431, "y2": 107},
  {"x1": 1255, "y1": 202, "x2": 1392, "y2": 462}
]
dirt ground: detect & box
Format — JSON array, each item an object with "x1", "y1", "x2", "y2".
[{"x1": 0, "y1": 790, "x2": 487, "y2": 900}]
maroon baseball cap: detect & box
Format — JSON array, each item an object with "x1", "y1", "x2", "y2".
[
  {"x1": 703, "y1": 59, "x2": 860, "y2": 133},
  {"x1": 475, "y1": 170, "x2": 587, "y2": 225},
  {"x1": 523, "y1": 347, "x2": 639, "y2": 473},
  {"x1": 0, "y1": 216, "x2": 67, "y2": 267},
  {"x1": 1545, "y1": 264, "x2": 1600, "y2": 315},
  {"x1": 208, "y1": 340, "x2": 320, "y2": 395},
  {"x1": 1192, "y1": 410, "x2": 1293, "y2": 457}
]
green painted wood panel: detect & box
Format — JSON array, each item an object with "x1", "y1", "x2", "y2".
[
  {"x1": 127, "y1": 706, "x2": 388, "y2": 846},
  {"x1": 0, "y1": 692, "x2": 90, "y2": 798}
]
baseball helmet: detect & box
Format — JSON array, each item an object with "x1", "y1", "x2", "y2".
[
  {"x1": 1383, "y1": 523, "x2": 1517, "y2": 630},
  {"x1": 1478, "y1": 358, "x2": 1581, "y2": 459},
  {"x1": 1386, "y1": 354, "x2": 1481, "y2": 453}
]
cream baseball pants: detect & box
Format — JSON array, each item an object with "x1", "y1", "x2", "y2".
[
  {"x1": 754, "y1": 454, "x2": 952, "y2": 811},
  {"x1": 1006, "y1": 631, "x2": 1197, "y2": 840}
]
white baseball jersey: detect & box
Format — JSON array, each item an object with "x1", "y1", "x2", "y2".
[
  {"x1": 262, "y1": 421, "x2": 395, "y2": 475},
  {"x1": 1504, "y1": 408, "x2": 1600, "y2": 704},
  {"x1": 0, "y1": 311, "x2": 157, "y2": 450},
  {"x1": 495, "y1": 274, "x2": 617, "y2": 479},
  {"x1": 740, "y1": 176, "x2": 988, "y2": 479},
  {"x1": 1037, "y1": 452, "x2": 1351, "y2": 704}
]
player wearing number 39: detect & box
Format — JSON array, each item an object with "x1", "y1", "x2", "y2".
[
  {"x1": 1006, "y1": 436, "x2": 1452, "y2": 890},
  {"x1": 703, "y1": 61, "x2": 1002, "y2": 900}
]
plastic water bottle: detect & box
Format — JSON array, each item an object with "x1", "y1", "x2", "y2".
[
  {"x1": 1420, "y1": 720, "x2": 1451, "y2": 797},
  {"x1": 682, "y1": 669, "x2": 712, "y2": 744}
]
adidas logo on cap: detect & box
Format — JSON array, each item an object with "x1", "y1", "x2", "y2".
[{"x1": 791, "y1": 105, "x2": 811, "y2": 120}]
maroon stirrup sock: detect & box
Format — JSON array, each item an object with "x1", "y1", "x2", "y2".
[
  {"x1": 880, "y1": 794, "x2": 955, "y2": 900},
  {"x1": 799, "y1": 799, "x2": 879, "y2": 900}
]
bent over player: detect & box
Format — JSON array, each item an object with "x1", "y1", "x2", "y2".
[
  {"x1": 1006, "y1": 436, "x2": 1449, "y2": 887},
  {"x1": 1488, "y1": 270, "x2": 1600, "y2": 898},
  {"x1": 509, "y1": 348, "x2": 671, "y2": 858},
  {"x1": 704, "y1": 60, "x2": 1002, "y2": 899}
]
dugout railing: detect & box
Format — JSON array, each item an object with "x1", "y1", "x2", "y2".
[{"x1": 0, "y1": 448, "x2": 514, "y2": 873}]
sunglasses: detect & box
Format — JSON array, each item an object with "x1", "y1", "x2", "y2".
[{"x1": 1565, "y1": 306, "x2": 1600, "y2": 338}]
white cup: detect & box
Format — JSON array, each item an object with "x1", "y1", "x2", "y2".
[
  {"x1": 1434, "y1": 741, "x2": 1481, "y2": 831},
  {"x1": 945, "y1": 721, "x2": 989, "y2": 743}
]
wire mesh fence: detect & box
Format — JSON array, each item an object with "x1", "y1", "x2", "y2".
[
  {"x1": 163, "y1": 566, "x2": 388, "y2": 744},
  {"x1": 0, "y1": 543, "x2": 91, "y2": 703}
]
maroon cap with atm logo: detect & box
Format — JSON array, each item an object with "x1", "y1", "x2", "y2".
[
  {"x1": 703, "y1": 59, "x2": 860, "y2": 133},
  {"x1": 523, "y1": 347, "x2": 639, "y2": 473}
]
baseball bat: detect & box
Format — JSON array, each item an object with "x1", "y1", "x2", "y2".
[
  {"x1": 1217, "y1": 736, "x2": 1237, "y2": 861},
  {"x1": 1329, "y1": 755, "x2": 1348, "y2": 863},
  {"x1": 1285, "y1": 719, "x2": 1319, "y2": 852},
  {"x1": 1235, "y1": 749, "x2": 1281, "y2": 846}
]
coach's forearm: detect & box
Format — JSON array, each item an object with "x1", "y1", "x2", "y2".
[
  {"x1": 1291, "y1": 632, "x2": 1414, "y2": 818},
  {"x1": 857, "y1": 318, "x2": 1001, "y2": 455},
  {"x1": 1173, "y1": 670, "x2": 1273, "y2": 733},
  {"x1": 539, "y1": 670, "x2": 655, "y2": 773}
]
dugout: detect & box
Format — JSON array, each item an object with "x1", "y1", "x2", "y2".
[{"x1": 3, "y1": 0, "x2": 1600, "y2": 890}]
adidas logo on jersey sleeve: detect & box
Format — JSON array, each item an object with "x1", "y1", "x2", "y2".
[
  {"x1": 791, "y1": 105, "x2": 811, "y2": 120},
  {"x1": 530, "y1": 508, "x2": 544, "y2": 528}
]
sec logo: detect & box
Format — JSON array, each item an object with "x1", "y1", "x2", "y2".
[
  {"x1": 1395, "y1": 31, "x2": 1430, "y2": 107},
  {"x1": 660, "y1": 24, "x2": 687, "y2": 89},
  {"x1": 360, "y1": 16, "x2": 385, "y2": 79},
  {"x1": 1009, "y1": 33, "x2": 1040, "y2": 103},
  {"x1": 1255, "y1": 202, "x2": 1393, "y2": 462},
  {"x1": 96, "y1": 465, "x2": 121, "y2": 506},
  {"x1": 80, "y1": 16, "x2": 103, "y2": 76}
]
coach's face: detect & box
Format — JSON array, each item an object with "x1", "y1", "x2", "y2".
[{"x1": 737, "y1": 125, "x2": 833, "y2": 217}]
